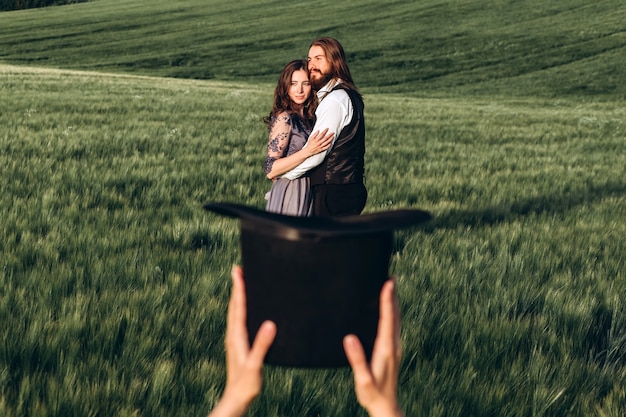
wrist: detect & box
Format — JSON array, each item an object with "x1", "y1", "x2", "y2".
[
  {"x1": 208, "y1": 389, "x2": 253, "y2": 417},
  {"x1": 365, "y1": 401, "x2": 404, "y2": 417}
]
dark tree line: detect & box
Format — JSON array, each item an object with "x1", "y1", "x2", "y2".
[{"x1": 0, "y1": 0, "x2": 88, "y2": 11}]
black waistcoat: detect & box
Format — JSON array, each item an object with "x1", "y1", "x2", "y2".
[{"x1": 310, "y1": 85, "x2": 365, "y2": 186}]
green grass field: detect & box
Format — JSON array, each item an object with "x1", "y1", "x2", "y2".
[{"x1": 1, "y1": 0, "x2": 626, "y2": 416}]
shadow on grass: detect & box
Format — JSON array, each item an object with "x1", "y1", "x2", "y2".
[
  {"x1": 396, "y1": 181, "x2": 626, "y2": 370},
  {"x1": 424, "y1": 180, "x2": 626, "y2": 232}
]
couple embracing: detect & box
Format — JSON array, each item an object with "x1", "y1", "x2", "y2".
[{"x1": 264, "y1": 37, "x2": 367, "y2": 218}]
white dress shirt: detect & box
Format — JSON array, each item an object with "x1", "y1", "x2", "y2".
[{"x1": 281, "y1": 79, "x2": 353, "y2": 180}]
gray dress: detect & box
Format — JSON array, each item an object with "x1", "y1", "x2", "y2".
[{"x1": 264, "y1": 113, "x2": 312, "y2": 216}]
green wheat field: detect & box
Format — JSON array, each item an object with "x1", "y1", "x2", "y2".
[{"x1": 1, "y1": 0, "x2": 625, "y2": 416}]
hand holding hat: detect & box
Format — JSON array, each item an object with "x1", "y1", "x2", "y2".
[
  {"x1": 208, "y1": 267, "x2": 405, "y2": 417},
  {"x1": 208, "y1": 266, "x2": 276, "y2": 417},
  {"x1": 344, "y1": 278, "x2": 404, "y2": 417}
]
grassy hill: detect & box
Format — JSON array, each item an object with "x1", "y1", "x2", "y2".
[
  {"x1": 1, "y1": 0, "x2": 625, "y2": 98},
  {"x1": 2, "y1": 62, "x2": 625, "y2": 417}
]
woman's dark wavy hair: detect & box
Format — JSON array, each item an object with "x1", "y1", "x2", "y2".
[
  {"x1": 264, "y1": 60, "x2": 317, "y2": 127},
  {"x1": 310, "y1": 37, "x2": 361, "y2": 98}
]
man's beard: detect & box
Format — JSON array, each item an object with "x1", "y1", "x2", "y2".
[{"x1": 310, "y1": 71, "x2": 332, "y2": 91}]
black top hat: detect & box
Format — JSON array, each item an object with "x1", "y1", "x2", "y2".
[{"x1": 204, "y1": 202, "x2": 432, "y2": 368}]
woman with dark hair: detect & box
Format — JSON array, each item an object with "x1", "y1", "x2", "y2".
[{"x1": 263, "y1": 60, "x2": 334, "y2": 216}]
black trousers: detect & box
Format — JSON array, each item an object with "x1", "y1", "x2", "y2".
[{"x1": 311, "y1": 183, "x2": 367, "y2": 217}]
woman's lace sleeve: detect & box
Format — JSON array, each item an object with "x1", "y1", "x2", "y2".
[{"x1": 264, "y1": 113, "x2": 292, "y2": 175}]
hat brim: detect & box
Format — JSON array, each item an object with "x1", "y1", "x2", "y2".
[{"x1": 203, "y1": 202, "x2": 432, "y2": 241}]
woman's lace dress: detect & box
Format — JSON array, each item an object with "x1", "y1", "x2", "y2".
[{"x1": 264, "y1": 112, "x2": 312, "y2": 216}]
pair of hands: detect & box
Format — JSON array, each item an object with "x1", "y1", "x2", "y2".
[{"x1": 207, "y1": 266, "x2": 404, "y2": 417}]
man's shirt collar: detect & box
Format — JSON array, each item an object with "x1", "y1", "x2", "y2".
[{"x1": 317, "y1": 78, "x2": 343, "y2": 100}]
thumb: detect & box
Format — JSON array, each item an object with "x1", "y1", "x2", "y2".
[
  {"x1": 248, "y1": 321, "x2": 277, "y2": 365},
  {"x1": 343, "y1": 334, "x2": 371, "y2": 379}
]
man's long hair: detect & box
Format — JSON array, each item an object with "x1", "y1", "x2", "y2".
[
  {"x1": 310, "y1": 37, "x2": 361, "y2": 98},
  {"x1": 264, "y1": 59, "x2": 317, "y2": 127}
]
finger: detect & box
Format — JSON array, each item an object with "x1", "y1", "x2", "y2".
[
  {"x1": 226, "y1": 266, "x2": 242, "y2": 335},
  {"x1": 343, "y1": 335, "x2": 373, "y2": 384},
  {"x1": 373, "y1": 279, "x2": 399, "y2": 358},
  {"x1": 311, "y1": 131, "x2": 326, "y2": 143},
  {"x1": 379, "y1": 279, "x2": 396, "y2": 339},
  {"x1": 390, "y1": 279, "x2": 401, "y2": 356},
  {"x1": 226, "y1": 266, "x2": 251, "y2": 357},
  {"x1": 310, "y1": 128, "x2": 328, "y2": 139},
  {"x1": 248, "y1": 320, "x2": 277, "y2": 365}
]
